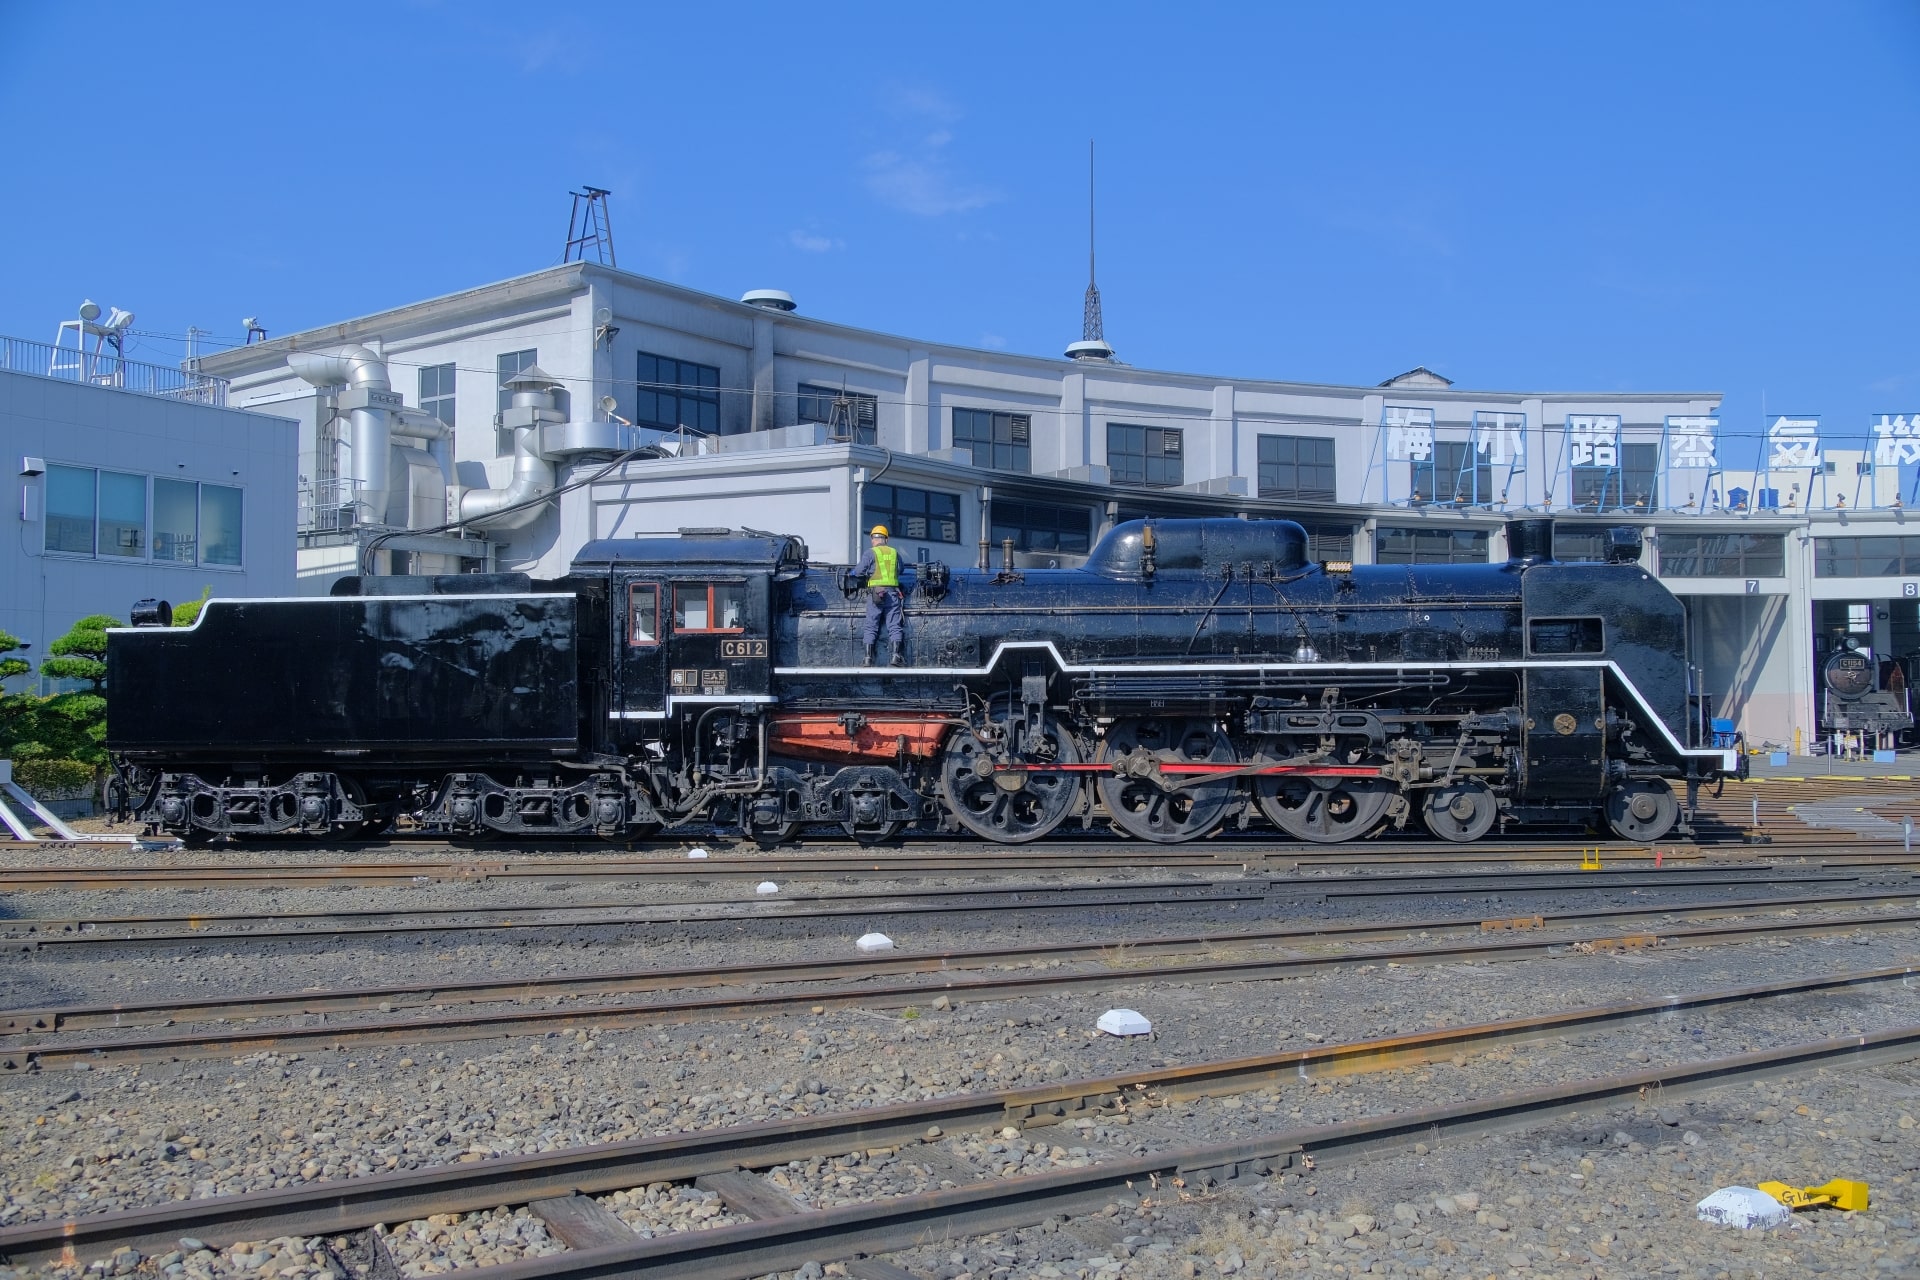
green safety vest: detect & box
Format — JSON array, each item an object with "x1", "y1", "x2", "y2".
[{"x1": 869, "y1": 544, "x2": 900, "y2": 588}]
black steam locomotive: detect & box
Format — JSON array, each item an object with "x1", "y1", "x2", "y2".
[
  {"x1": 1820, "y1": 642, "x2": 1914, "y2": 742},
  {"x1": 107, "y1": 516, "x2": 1733, "y2": 847}
]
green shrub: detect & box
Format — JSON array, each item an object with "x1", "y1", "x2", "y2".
[{"x1": 14, "y1": 757, "x2": 95, "y2": 796}]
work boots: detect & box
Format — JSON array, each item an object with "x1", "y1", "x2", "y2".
[
  {"x1": 888, "y1": 643, "x2": 905, "y2": 668},
  {"x1": 862, "y1": 642, "x2": 876, "y2": 667}
]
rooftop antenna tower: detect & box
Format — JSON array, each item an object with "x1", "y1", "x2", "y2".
[
  {"x1": 1066, "y1": 141, "x2": 1114, "y2": 361},
  {"x1": 563, "y1": 186, "x2": 617, "y2": 267}
]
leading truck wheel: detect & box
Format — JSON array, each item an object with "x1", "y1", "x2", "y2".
[
  {"x1": 1096, "y1": 718, "x2": 1237, "y2": 844},
  {"x1": 939, "y1": 713, "x2": 1081, "y2": 844},
  {"x1": 1421, "y1": 781, "x2": 1498, "y2": 843},
  {"x1": 1605, "y1": 779, "x2": 1679, "y2": 842}
]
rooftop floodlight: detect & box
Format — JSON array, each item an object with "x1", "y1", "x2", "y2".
[
  {"x1": 242, "y1": 316, "x2": 259, "y2": 331},
  {"x1": 103, "y1": 307, "x2": 135, "y2": 331},
  {"x1": 78, "y1": 300, "x2": 101, "y2": 322}
]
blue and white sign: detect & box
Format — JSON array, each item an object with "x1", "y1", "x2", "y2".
[
  {"x1": 1472, "y1": 410, "x2": 1525, "y2": 466},
  {"x1": 1384, "y1": 405, "x2": 1435, "y2": 461},
  {"x1": 1768, "y1": 416, "x2": 1821, "y2": 469},
  {"x1": 1567, "y1": 414, "x2": 1620, "y2": 467},
  {"x1": 1666, "y1": 416, "x2": 1718, "y2": 468},
  {"x1": 1874, "y1": 413, "x2": 1920, "y2": 466}
]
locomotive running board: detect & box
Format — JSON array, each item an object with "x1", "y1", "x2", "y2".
[{"x1": 778, "y1": 644, "x2": 1739, "y2": 773}]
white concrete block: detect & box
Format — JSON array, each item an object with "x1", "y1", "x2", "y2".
[
  {"x1": 685, "y1": 846, "x2": 710, "y2": 859},
  {"x1": 1096, "y1": 1008, "x2": 1152, "y2": 1037},
  {"x1": 1696, "y1": 1186, "x2": 1790, "y2": 1229},
  {"x1": 756, "y1": 881, "x2": 779, "y2": 895},
  {"x1": 856, "y1": 932, "x2": 894, "y2": 953}
]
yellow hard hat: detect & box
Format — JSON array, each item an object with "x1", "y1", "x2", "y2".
[{"x1": 870, "y1": 524, "x2": 889, "y2": 537}]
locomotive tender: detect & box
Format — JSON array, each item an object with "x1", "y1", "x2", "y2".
[{"x1": 107, "y1": 516, "x2": 1734, "y2": 846}]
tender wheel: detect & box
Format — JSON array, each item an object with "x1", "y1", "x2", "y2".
[
  {"x1": 1256, "y1": 774, "x2": 1392, "y2": 843},
  {"x1": 940, "y1": 712, "x2": 1082, "y2": 844},
  {"x1": 1420, "y1": 781, "x2": 1498, "y2": 842},
  {"x1": 1096, "y1": 718, "x2": 1237, "y2": 844},
  {"x1": 1605, "y1": 780, "x2": 1678, "y2": 842}
]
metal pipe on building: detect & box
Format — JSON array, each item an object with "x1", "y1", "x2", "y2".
[
  {"x1": 289, "y1": 345, "x2": 395, "y2": 526},
  {"x1": 458, "y1": 372, "x2": 560, "y2": 532}
]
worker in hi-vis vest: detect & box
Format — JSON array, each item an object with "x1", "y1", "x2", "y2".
[{"x1": 855, "y1": 524, "x2": 906, "y2": 666}]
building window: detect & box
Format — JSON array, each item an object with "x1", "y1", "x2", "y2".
[
  {"x1": 1815, "y1": 536, "x2": 1920, "y2": 578},
  {"x1": 1549, "y1": 529, "x2": 1612, "y2": 563},
  {"x1": 43, "y1": 465, "x2": 242, "y2": 568},
  {"x1": 952, "y1": 408, "x2": 1031, "y2": 472},
  {"x1": 991, "y1": 499, "x2": 1091, "y2": 554},
  {"x1": 797, "y1": 383, "x2": 877, "y2": 445},
  {"x1": 636, "y1": 352, "x2": 721, "y2": 435},
  {"x1": 1657, "y1": 533, "x2": 1785, "y2": 578},
  {"x1": 1107, "y1": 423, "x2": 1184, "y2": 487},
  {"x1": 1256, "y1": 435, "x2": 1337, "y2": 501},
  {"x1": 44, "y1": 464, "x2": 95, "y2": 555},
  {"x1": 1296, "y1": 521, "x2": 1355, "y2": 563},
  {"x1": 864, "y1": 483, "x2": 960, "y2": 543},
  {"x1": 1572, "y1": 442, "x2": 1659, "y2": 512},
  {"x1": 419, "y1": 363, "x2": 456, "y2": 428},
  {"x1": 1374, "y1": 526, "x2": 1491, "y2": 565},
  {"x1": 1848, "y1": 603, "x2": 1873, "y2": 634},
  {"x1": 1415, "y1": 441, "x2": 1493, "y2": 506}
]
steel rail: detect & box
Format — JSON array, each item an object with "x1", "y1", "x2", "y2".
[
  {"x1": 2, "y1": 966, "x2": 1915, "y2": 1272},
  {"x1": 12, "y1": 884, "x2": 1916, "y2": 1034},
  {"x1": 8, "y1": 902, "x2": 1918, "y2": 1072},
  {"x1": 0, "y1": 878, "x2": 1269, "y2": 944},
  {"x1": 0, "y1": 866, "x2": 1873, "y2": 951}
]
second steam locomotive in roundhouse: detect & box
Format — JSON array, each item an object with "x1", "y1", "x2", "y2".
[{"x1": 108, "y1": 516, "x2": 1734, "y2": 846}]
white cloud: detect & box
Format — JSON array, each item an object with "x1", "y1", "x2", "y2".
[
  {"x1": 885, "y1": 83, "x2": 962, "y2": 123},
  {"x1": 788, "y1": 230, "x2": 844, "y2": 253},
  {"x1": 864, "y1": 150, "x2": 999, "y2": 217},
  {"x1": 979, "y1": 333, "x2": 1008, "y2": 350}
]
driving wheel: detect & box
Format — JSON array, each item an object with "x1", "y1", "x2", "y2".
[
  {"x1": 1256, "y1": 774, "x2": 1393, "y2": 843},
  {"x1": 1420, "y1": 780, "x2": 1498, "y2": 843},
  {"x1": 1605, "y1": 779, "x2": 1678, "y2": 842},
  {"x1": 940, "y1": 712, "x2": 1082, "y2": 844},
  {"x1": 1096, "y1": 718, "x2": 1237, "y2": 844}
]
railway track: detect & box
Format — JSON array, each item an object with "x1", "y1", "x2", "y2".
[
  {"x1": 3, "y1": 963, "x2": 1915, "y2": 1276},
  {"x1": 8, "y1": 890, "x2": 1917, "y2": 1071},
  {"x1": 0, "y1": 865, "x2": 1888, "y2": 950}
]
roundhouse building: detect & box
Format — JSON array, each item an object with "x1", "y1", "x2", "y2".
[{"x1": 198, "y1": 263, "x2": 1882, "y2": 754}]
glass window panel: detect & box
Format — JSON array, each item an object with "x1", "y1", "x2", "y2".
[
  {"x1": 153, "y1": 478, "x2": 198, "y2": 564},
  {"x1": 45, "y1": 464, "x2": 95, "y2": 554},
  {"x1": 628, "y1": 584, "x2": 659, "y2": 646},
  {"x1": 98, "y1": 471, "x2": 146, "y2": 558},
  {"x1": 714, "y1": 583, "x2": 746, "y2": 630},
  {"x1": 673, "y1": 584, "x2": 710, "y2": 631},
  {"x1": 200, "y1": 484, "x2": 242, "y2": 566}
]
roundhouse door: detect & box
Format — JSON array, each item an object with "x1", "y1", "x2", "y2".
[{"x1": 617, "y1": 577, "x2": 667, "y2": 722}]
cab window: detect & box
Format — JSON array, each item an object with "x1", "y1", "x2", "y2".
[
  {"x1": 628, "y1": 583, "x2": 659, "y2": 647},
  {"x1": 673, "y1": 582, "x2": 747, "y2": 633}
]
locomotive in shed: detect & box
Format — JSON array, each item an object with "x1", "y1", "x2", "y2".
[{"x1": 107, "y1": 516, "x2": 1735, "y2": 846}]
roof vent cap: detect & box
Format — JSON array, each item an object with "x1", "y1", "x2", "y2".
[{"x1": 741, "y1": 288, "x2": 796, "y2": 312}]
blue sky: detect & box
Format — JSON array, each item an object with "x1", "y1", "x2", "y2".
[{"x1": 1, "y1": 2, "x2": 1916, "y2": 456}]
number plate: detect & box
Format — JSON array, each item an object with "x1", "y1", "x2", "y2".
[{"x1": 721, "y1": 638, "x2": 768, "y2": 658}]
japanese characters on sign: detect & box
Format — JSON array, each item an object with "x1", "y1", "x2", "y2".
[
  {"x1": 1874, "y1": 414, "x2": 1920, "y2": 467},
  {"x1": 1472, "y1": 410, "x2": 1526, "y2": 467},
  {"x1": 1665, "y1": 416, "x2": 1719, "y2": 469},
  {"x1": 1383, "y1": 406, "x2": 1434, "y2": 461},
  {"x1": 1566, "y1": 415, "x2": 1620, "y2": 468},
  {"x1": 1768, "y1": 416, "x2": 1821, "y2": 469}
]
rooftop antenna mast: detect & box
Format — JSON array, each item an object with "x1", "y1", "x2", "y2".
[
  {"x1": 563, "y1": 186, "x2": 617, "y2": 266},
  {"x1": 1066, "y1": 140, "x2": 1114, "y2": 361},
  {"x1": 1083, "y1": 139, "x2": 1103, "y2": 343}
]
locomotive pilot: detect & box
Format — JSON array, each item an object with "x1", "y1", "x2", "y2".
[{"x1": 856, "y1": 524, "x2": 906, "y2": 666}]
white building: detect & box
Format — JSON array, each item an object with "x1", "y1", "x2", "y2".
[
  {"x1": 1, "y1": 341, "x2": 298, "y2": 677},
  {"x1": 196, "y1": 262, "x2": 1907, "y2": 754}
]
